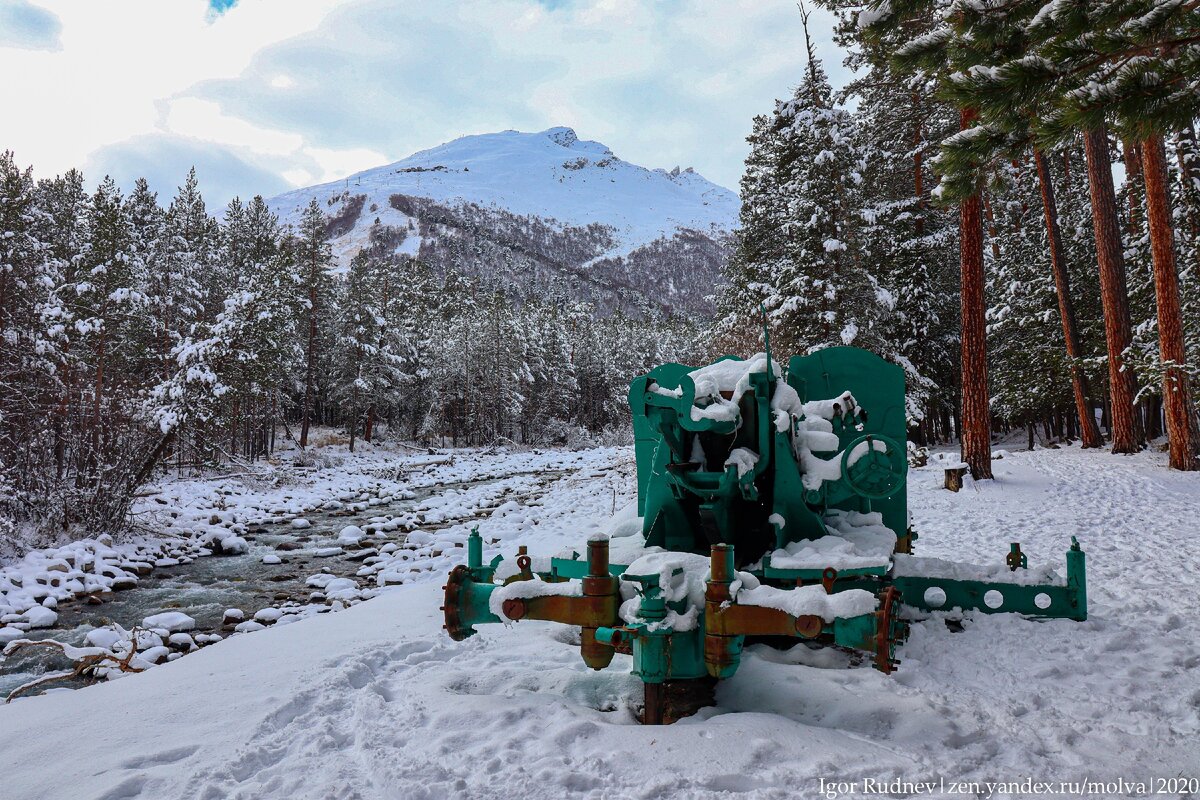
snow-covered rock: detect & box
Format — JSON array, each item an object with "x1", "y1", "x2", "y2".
[
  {"x1": 85, "y1": 628, "x2": 124, "y2": 649},
  {"x1": 168, "y1": 633, "x2": 196, "y2": 650},
  {"x1": 218, "y1": 536, "x2": 249, "y2": 555},
  {"x1": 142, "y1": 612, "x2": 196, "y2": 633},
  {"x1": 22, "y1": 606, "x2": 57, "y2": 628},
  {"x1": 233, "y1": 620, "x2": 266, "y2": 633},
  {"x1": 336, "y1": 525, "x2": 365, "y2": 545}
]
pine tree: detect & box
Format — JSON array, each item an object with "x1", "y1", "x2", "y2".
[
  {"x1": 0, "y1": 152, "x2": 55, "y2": 529},
  {"x1": 1032, "y1": 148, "x2": 1105, "y2": 448},
  {"x1": 159, "y1": 168, "x2": 210, "y2": 376},
  {"x1": 125, "y1": 178, "x2": 167, "y2": 379},
  {"x1": 718, "y1": 12, "x2": 889, "y2": 360},
  {"x1": 77, "y1": 177, "x2": 141, "y2": 488},
  {"x1": 1174, "y1": 128, "x2": 1200, "y2": 372},
  {"x1": 1141, "y1": 135, "x2": 1197, "y2": 468},
  {"x1": 334, "y1": 249, "x2": 412, "y2": 449},
  {"x1": 294, "y1": 199, "x2": 335, "y2": 448},
  {"x1": 851, "y1": 63, "x2": 959, "y2": 437},
  {"x1": 890, "y1": 0, "x2": 1200, "y2": 461},
  {"x1": 34, "y1": 169, "x2": 91, "y2": 484}
]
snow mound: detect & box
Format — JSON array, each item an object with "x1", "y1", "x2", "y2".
[{"x1": 141, "y1": 612, "x2": 196, "y2": 633}]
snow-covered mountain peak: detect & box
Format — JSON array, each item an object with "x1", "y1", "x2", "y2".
[
  {"x1": 544, "y1": 126, "x2": 580, "y2": 147},
  {"x1": 270, "y1": 127, "x2": 736, "y2": 241},
  {"x1": 267, "y1": 127, "x2": 738, "y2": 315}
]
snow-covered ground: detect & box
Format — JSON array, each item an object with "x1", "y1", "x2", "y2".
[{"x1": 2, "y1": 444, "x2": 1199, "y2": 799}]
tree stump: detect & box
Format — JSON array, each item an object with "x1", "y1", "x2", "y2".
[{"x1": 944, "y1": 466, "x2": 968, "y2": 492}]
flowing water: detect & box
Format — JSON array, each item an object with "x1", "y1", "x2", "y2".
[{"x1": 0, "y1": 470, "x2": 561, "y2": 698}]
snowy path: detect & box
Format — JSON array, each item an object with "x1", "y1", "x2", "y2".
[{"x1": 1, "y1": 445, "x2": 1198, "y2": 799}]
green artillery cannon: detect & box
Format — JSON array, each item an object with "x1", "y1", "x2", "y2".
[{"x1": 442, "y1": 345, "x2": 1086, "y2": 723}]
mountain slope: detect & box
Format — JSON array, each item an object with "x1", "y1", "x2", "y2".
[{"x1": 267, "y1": 127, "x2": 739, "y2": 315}]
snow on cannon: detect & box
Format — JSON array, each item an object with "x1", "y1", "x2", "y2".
[{"x1": 442, "y1": 345, "x2": 1087, "y2": 724}]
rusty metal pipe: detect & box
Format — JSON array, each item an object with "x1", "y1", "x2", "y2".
[
  {"x1": 709, "y1": 543, "x2": 733, "y2": 584},
  {"x1": 587, "y1": 535, "x2": 610, "y2": 576},
  {"x1": 578, "y1": 537, "x2": 618, "y2": 670}
]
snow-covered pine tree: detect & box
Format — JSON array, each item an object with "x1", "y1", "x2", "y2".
[
  {"x1": 766, "y1": 27, "x2": 885, "y2": 355},
  {"x1": 333, "y1": 249, "x2": 413, "y2": 450},
  {"x1": 212, "y1": 195, "x2": 293, "y2": 459},
  {"x1": 715, "y1": 111, "x2": 789, "y2": 356},
  {"x1": 161, "y1": 169, "x2": 211, "y2": 354},
  {"x1": 365, "y1": 249, "x2": 416, "y2": 443},
  {"x1": 853, "y1": 0, "x2": 998, "y2": 476},
  {"x1": 125, "y1": 178, "x2": 167, "y2": 380},
  {"x1": 1174, "y1": 127, "x2": 1200, "y2": 373},
  {"x1": 719, "y1": 9, "x2": 888, "y2": 363},
  {"x1": 848, "y1": 61, "x2": 958, "y2": 436},
  {"x1": 0, "y1": 152, "x2": 57, "y2": 537},
  {"x1": 34, "y1": 168, "x2": 91, "y2": 486},
  {"x1": 75, "y1": 177, "x2": 144, "y2": 501},
  {"x1": 293, "y1": 198, "x2": 336, "y2": 448},
  {"x1": 516, "y1": 288, "x2": 578, "y2": 444},
  {"x1": 387, "y1": 256, "x2": 440, "y2": 442},
  {"x1": 984, "y1": 158, "x2": 1078, "y2": 444}
]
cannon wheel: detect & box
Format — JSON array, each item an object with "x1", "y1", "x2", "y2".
[
  {"x1": 441, "y1": 565, "x2": 474, "y2": 642},
  {"x1": 873, "y1": 586, "x2": 906, "y2": 674}
]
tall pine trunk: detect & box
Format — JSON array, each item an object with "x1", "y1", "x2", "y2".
[
  {"x1": 1123, "y1": 141, "x2": 1143, "y2": 236},
  {"x1": 299, "y1": 273, "x2": 317, "y2": 448},
  {"x1": 912, "y1": 91, "x2": 925, "y2": 237},
  {"x1": 1083, "y1": 126, "x2": 1140, "y2": 454},
  {"x1": 1033, "y1": 148, "x2": 1103, "y2": 448},
  {"x1": 959, "y1": 110, "x2": 992, "y2": 479},
  {"x1": 91, "y1": 329, "x2": 106, "y2": 480},
  {"x1": 1141, "y1": 135, "x2": 1198, "y2": 470}
]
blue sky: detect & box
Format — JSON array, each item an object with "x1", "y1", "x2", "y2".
[
  {"x1": 1, "y1": 0, "x2": 851, "y2": 207},
  {"x1": 0, "y1": 0, "x2": 62, "y2": 50}
]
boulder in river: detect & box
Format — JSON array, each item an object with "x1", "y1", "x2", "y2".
[
  {"x1": 215, "y1": 536, "x2": 249, "y2": 555},
  {"x1": 142, "y1": 612, "x2": 196, "y2": 632},
  {"x1": 23, "y1": 606, "x2": 57, "y2": 628}
]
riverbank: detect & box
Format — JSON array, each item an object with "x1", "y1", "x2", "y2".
[{"x1": 0, "y1": 441, "x2": 630, "y2": 697}]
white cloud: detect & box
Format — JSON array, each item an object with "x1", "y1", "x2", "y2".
[
  {"x1": 0, "y1": 0, "x2": 341, "y2": 176},
  {"x1": 3, "y1": 0, "x2": 851, "y2": 204},
  {"x1": 164, "y1": 97, "x2": 304, "y2": 156}
]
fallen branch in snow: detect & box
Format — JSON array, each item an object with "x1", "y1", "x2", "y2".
[
  {"x1": 3, "y1": 628, "x2": 150, "y2": 702},
  {"x1": 392, "y1": 441, "x2": 443, "y2": 453}
]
